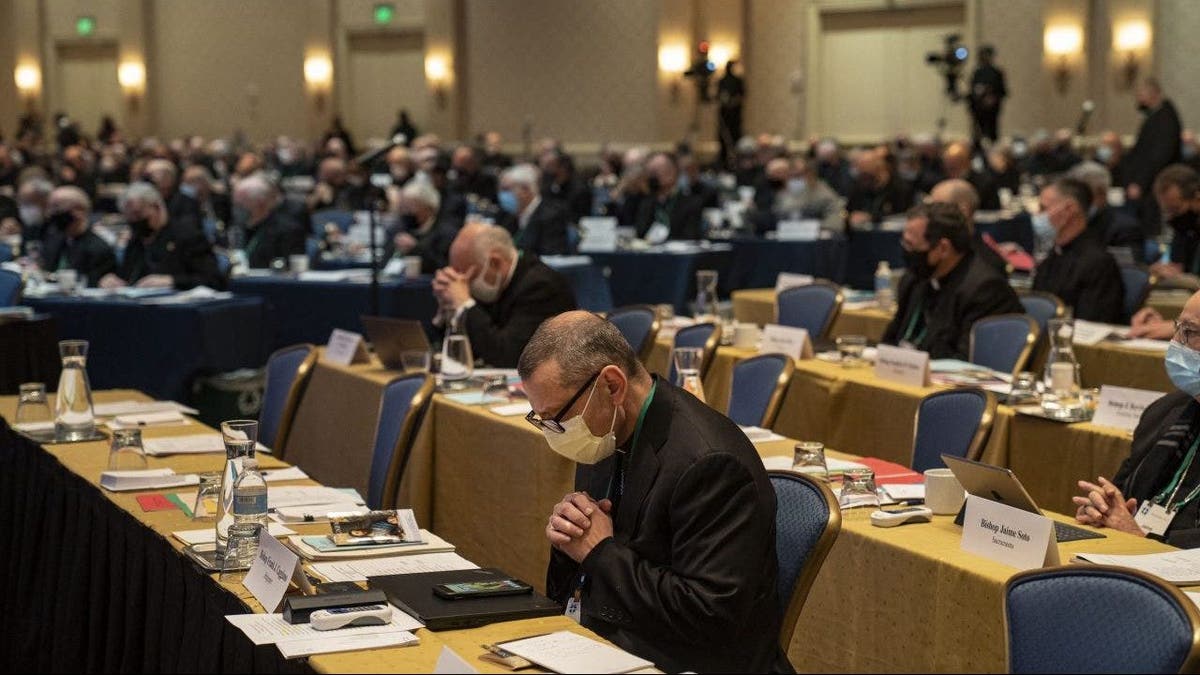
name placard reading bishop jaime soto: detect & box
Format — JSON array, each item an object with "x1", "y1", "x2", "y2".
[{"x1": 960, "y1": 495, "x2": 1059, "y2": 570}]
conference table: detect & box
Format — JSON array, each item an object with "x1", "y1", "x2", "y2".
[
  {"x1": 730, "y1": 288, "x2": 1174, "y2": 393},
  {"x1": 586, "y1": 244, "x2": 733, "y2": 313},
  {"x1": 229, "y1": 274, "x2": 438, "y2": 350},
  {"x1": 277, "y1": 360, "x2": 1181, "y2": 672},
  {"x1": 0, "y1": 389, "x2": 609, "y2": 674},
  {"x1": 22, "y1": 292, "x2": 268, "y2": 402}
]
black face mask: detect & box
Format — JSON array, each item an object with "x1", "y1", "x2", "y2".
[
  {"x1": 399, "y1": 214, "x2": 420, "y2": 232},
  {"x1": 904, "y1": 248, "x2": 935, "y2": 279},
  {"x1": 647, "y1": 176, "x2": 662, "y2": 194},
  {"x1": 129, "y1": 217, "x2": 153, "y2": 239},
  {"x1": 45, "y1": 211, "x2": 74, "y2": 234},
  {"x1": 1137, "y1": 103, "x2": 1150, "y2": 114},
  {"x1": 767, "y1": 179, "x2": 785, "y2": 191}
]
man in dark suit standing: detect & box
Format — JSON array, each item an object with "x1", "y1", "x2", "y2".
[
  {"x1": 498, "y1": 164, "x2": 572, "y2": 256},
  {"x1": 232, "y1": 173, "x2": 306, "y2": 269},
  {"x1": 41, "y1": 186, "x2": 116, "y2": 287},
  {"x1": 633, "y1": 152, "x2": 703, "y2": 241},
  {"x1": 432, "y1": 222, "x2": 575, "y2": 367},
  {"x1": 1123, "y1": 78, "x2": 1183, "y2": 234},
  {"x1": 101, "y1": 182, "x2": 225, "y2": 290},
  {"x1": 968, "y1": 46, "x2": 1007, "y2": 146},
  {"x1": 520, "y1": 311, "x2": 789, "y2": 673}
]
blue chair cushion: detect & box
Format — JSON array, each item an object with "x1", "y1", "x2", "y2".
[
  {"x1": 367, "y1": 375, "x2": 426, "y2": 509},
  {"x1": 771, "y1": 473, "x2": 831, "y2": 618},
  {"x1": 608, "y1": 308, "x2": 656, "y2": 354},
  {"x1": 777, "y1": 285, "x2": 838, "y2": 336},
  {"x1": 912, "y1": 390, "x2": 986, "y2": 473},
  {"x1": 259, "y1": 346, "x2": 310, "y2": 450},
  {"x1": 728, "y1": 355, "x2": 788, "y2": 427}
]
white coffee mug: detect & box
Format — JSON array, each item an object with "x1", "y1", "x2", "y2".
[
  {"x1": 734, "y1": 323, "x2": 760, "y2": 349},
  {"x1": 289, "y1": 254, "x2": 310, "y2": 273},
  {"x1": 402, "y1": 256, "x2": 423, "y2": 279},
  {"x1": 924, "y1": 468, "x2": 965, "y2": 515},
  {"x1": 57, "y1": 269, "x2": 78, "y2": 293}
]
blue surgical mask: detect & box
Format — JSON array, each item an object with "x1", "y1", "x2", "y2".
[
  {"x1": 1095, "y1": 146, "x2": 1114, "y2": 164},
  {"x1": 676, "y1": 174, "x2": 691, "y2": 193},
  {"x1": 498, "y1": 190, "x2": 519, "y2": 215},
  {"x1": 787, "y1": 178, "x2": 807, "y2": 194},
  {"x1": 1166, "y1": 341, "x2": 1200, "y2": 397},
  {"x1": 1032, "y1": 212, "x2": 1054, "y2": 237},
  {"x1": 179, "y1": 183, "x2": 199, "y2": 199}
]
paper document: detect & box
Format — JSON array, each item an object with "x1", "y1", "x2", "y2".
[
  {"x1": 276, "y1": 631, "x2": 418, "y2": 659},
  {"x1": 268, "y1": 486, "x2": 365, "y2": 509},
  {"x1": 740, "y1": 426, "x2": 786, "y2": 443},
  {"x1": 1072, "y1": 549, "x2": 1200, "y2": 585},
  {"x1": 100, "y1": 469, "x2": 199, "y2": 492},
  {"x1": 444, "y1": 392, "x2": 509, "y2": 406},
  {"x1": 143, "y1": 434, "x2": 270, "y2": 456},
  {"x1": 499, "y1": 631, "x2": 654, "y2": 674},
  {"x1": 310, "y1": 551, "x2": 478, "y2": 583},
  {"x1": 883, "y1": 484, "x2": 926, "y2": 501},
  {"x1": 270, "y1": 503, "x2": 366, "y2": 524},
  {"x1": 298, "y1": 271, "x2": 353, "y2": 282},
  {"x1": 490, "y1": 402, "x2": 532, "y2": 417},
  {"x1": 172, "y1": 522, "x2": 295, "y2": 545},
  {"x1": 226, "y1": 605, "x2": 422, "y2": 645},
  {"x1": 139, "y1": 286, "x2": 232, "y2": 305},
  {"x1": 260, "y1": 467, "x2": 309, "y2": 483},
  {"x1": 1119, "y1": 338, "x2": 1170, "y2": 352},
  {"x1": 93, "y1": 400, "x2": 199, "y2": 417},
  {"x1": 108, "y1": 411, "x2": 188, "y2": 428}
]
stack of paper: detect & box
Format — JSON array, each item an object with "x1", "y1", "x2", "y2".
[
  {"x1": 100, "y1": 469, "x2": 199, "y2": 492},
  {"x1": 1072, "y1": 549, "x2": 1200, "y2": 585},
  {"x1": 284, "y1": 530, "x2": 455, "y2": 561},
  {"x1": 268, "y1": 486, "x2": 365, "y2": 510},
  {"x1": 498, "y1": 631, "x2": 653, "y2": 674},
  {"x1": 108, "y1": 411, "x2": 189, "y2": 429},
  {"x1": 172, "y1": 522, "x2": 296, "y2": 545},
  {"x1": 740, "y1": 426, "x2": 786, "y2": 444},
  {"x1": 761, "y1": 455, "x2": 870, "y2": 476},
  {"x1": 490, "y1": 402, "x2": 532, "y2": 417},
  {"x1": 143, "y1": 434, "x2": 269, "y2": 456},
  {"x1": 93, "y1": 400, "x2": 199, "y2": 417},
  {"x1": 226, "y1": 605, "x2": 421, "y2": 658},
  {"x1": 310, "y1": 551, "x2": 478, "y2": 582}
]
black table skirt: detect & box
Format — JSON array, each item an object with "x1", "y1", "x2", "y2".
[{"x1": 0, "y1": 419, "x2": 310, "y2": 674}]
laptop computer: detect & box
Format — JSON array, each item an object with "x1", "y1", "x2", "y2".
[
  {"x1": 369, "y1": 568, "x2": 562, "y2": 631},
  {"x1": 941, "y1": 454, "x2": 1106, "y2": 543},
  {"x1": 360, "y1": 315, "x2": 431, "y2": 369}
]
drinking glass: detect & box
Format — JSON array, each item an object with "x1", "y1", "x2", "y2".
[
  {"x1": 218, "y1": 522, "x2": 262, "y2": 583},
  {"x1": 400, "y1": 349, "x2": 432, "y2": 373},
  {"x1": 694, "y1": 270, "x2": 719, "y2": 321},
  {"x1": 192, "y1": 471, "x2": 223, "y2": 521},
  {"x1": 1008, "y1": 371, "x2": 1040, "y2": 406},
  {"x1": 482, "y1": 374, "x2": 511, "y2": 402},
  {"x1": 839, "y1": 468, "x2": 881, "y2": 512},
  {"x1": 108, "y1": 428, "x2": 148, "y2": 471},
  {"x1": 57, "y1": 269, "x2": 78, "y2": 294},
  {"x1": 792, "y1": 442, "x2": 829, "y2": 482},
  {"x1": 15, "y1": 383, "x2": 52, "y2": 425},
  {"x1": 441, "y1": 334, "x2": 474, "y2": 382},
  {"x1": 835, "y1": 335, "x2": 868, "y2": 367},
  {"x1": 673, "y1": 347, "x2": 707, "y2": 403}
]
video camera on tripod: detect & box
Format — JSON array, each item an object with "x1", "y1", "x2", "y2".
[{"x1": 925, "y1": 33, "x2": 969, "y2": 101}]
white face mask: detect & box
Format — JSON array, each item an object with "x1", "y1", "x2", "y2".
[
  {"x1": 541, "y1": 378, "x2": 618, "y2": 465},
  {"x1": 470, "y1": 266, "x2": 502, "y2": 303}
]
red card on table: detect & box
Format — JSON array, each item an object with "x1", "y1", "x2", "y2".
[
  {"x1": 136, "y1": 493, "x2": 180, "y2": 512},
  {"x1": 858, "y1": 457, "x2": 924, "y2": 485}
]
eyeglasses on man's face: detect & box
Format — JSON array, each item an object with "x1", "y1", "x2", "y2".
[{"x1": 525, "y1": 370, "x2": 601, "y2": 434}]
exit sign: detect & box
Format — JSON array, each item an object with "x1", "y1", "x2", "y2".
[
  {"x1": 373, "y1": 3, "x2": 394, "y2": 25},
  {"x1": 76, "y1": 15, "x2": 96, "y2": 36}
]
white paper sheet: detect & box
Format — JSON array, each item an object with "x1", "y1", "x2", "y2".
[
  {"x1": 107, "y1": 411, "x2": 189, "y2": 429},
  {"x1": 172, "y1": 523, "x2": 296, "y2": 545},
  {"x1": 143, "y1": 434, "x2": 271, "y2": 456},
  {"x1": 260, "y1": 467, "x2": 309, "y2": 482},
  {"x1": 268, "y1": 486, "x2": 365, "y2": 509},
  {"x1": 1072, "y1": 549, "x2": 1200, "y2": 585},
  {"x1": 93, "y1": 400, "x2": 199, "y2": 416},
  {"x1": 269, "y1": 503, "x2": 367, "y2": 524},
  {"x1": 99, "y1": 468, "x2": 199, "y2": 492},
  {"x1": 500, "y1": 631, "x2": 653, "y2": 674},
  {"x1": 225, "y1": 604, "x2": 422, "y2": 645},
  {"x1": 882, "y1": 484, "x2": 926, "y2": 501},
  {"x1": 740, "y1": 426, "x2": 786, "y2": 443},
  {"x1": 276, "y1": 631, "x2": 418, "y2": 659},
  {"x1": 310, "y1": 552, "x2": 478, "y2": 583},
  {"x1": 490, "y1": 402, "x2": 533, "y2": 417}
]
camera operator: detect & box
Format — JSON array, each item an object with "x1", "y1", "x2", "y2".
[{"x1": 969, "y1": 46, "x2": 1008, "y2": 146}]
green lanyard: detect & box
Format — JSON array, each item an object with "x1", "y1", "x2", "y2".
[
  {"x1": 606, "y1": 381, "x2": 656, "y2": 500},
  {"x1": 901, "y1": 295, "x2": 927, "y2": 345},
  {"x1": 654, "y1": 193, "x2": 678, "y2": 228},
  {"x1": 1155, "y1": 435, "x2": 1200, "y2": 511}
]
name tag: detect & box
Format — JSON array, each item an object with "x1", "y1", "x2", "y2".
[
  {"x1": 759, "y1": 324, "x2": 813, "y2": 360},
  {"x1": 644, "y1": 223, "x2": 670, "y2": 244},
  {"x1": 1135, "y1": 501, "x2": 1174, "y2": 537},
  {"x1": 960, "y1": 494, "x2": 1059, "y2": 570},
  {"x1": 578, "y1": 217, "x2": 618, "y2": 253},
  {"x1": 565, "y1": 594, "x2": 582, "y2": 623},
  {"x1": 874, "y1": 344, "x2": 930, "y2": 387},
  {"x1": 325, "y1": 328, "x2": 369, "y2": 366},
  {"x1": 243, "y1": 531, "x2": 301, "y2": 612},
  {"x1": 1092, "y1": 386, "x2": 1166, "y2": 433}
]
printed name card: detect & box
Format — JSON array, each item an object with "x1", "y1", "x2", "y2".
[
  {"x1": 1092, "y1": 386, "x2": 1166, "y2": 432},
  {"x1": 776, "y1": 219, "x2": 821, "y2": 242},
  {"x1": 578, "y1": 217, "x2": 618, "y2": 253},
  {"x1": 760, "y1": 324, "x2": 813, "y2": 360},
  {"x1": 325, "y1": 329, "x2": 369, "y2": 366},
  {"x1": 960, "y1": 495, "x2": 1059, "y2": 570},
  {"x1": 774, "y1": 272, "x2": 814, "y2": 293},
  {"x1": 243, "y1": 530, "x2": 301, "y2": 612},
  {"x1": 874, "y1": 344, "x2": 930, "y2": 387}
]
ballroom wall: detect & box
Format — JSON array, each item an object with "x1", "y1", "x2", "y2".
[{"x1": 0, "y1": 0, "x2": 1190, "y2": 153}]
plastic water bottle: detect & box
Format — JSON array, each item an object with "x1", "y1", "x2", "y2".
[
  {"x1": 874, "y1": 261, "x2": 894, "y2": 312},
  {"x1": 231, "y1": 456, "x2": 269, "y2": 530}
]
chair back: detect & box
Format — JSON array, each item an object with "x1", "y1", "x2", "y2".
[
  {"x1": 769, "y1": 470, "x2": 841, "y2": 654},
  {"x1": 1017, "y1": 291, "x2": 1065, "y2": 334},
  {"x1": 728, "y1": 354, "x2": 795, "y2": 427},
  {"x1": 0, "y1": 269, "x2": 23, "y2": 306},
  {"x1": 667, "y1": 322, "x2": 721, "y2": 383},
  {"x1": 776, "y1": 281, "x2": 843, "y2": 338},
  {"x1": 367, "y1": 373, "x2": 435, "y2": 509},
  {"x1": 911, "y1": 387, "x2": 995, "y2": 473},
  {"x1": 259, "y1": 344, "x2": 317, "y2": 458},
  {"x1": 1119, "y1": 265, "x2": 1152, "y2": 321},
  {"x1": 607, "y1": 305, "x2": 660, "y2": 363},
  {"x1": 1005, "y1": 565, "x2": 1200, "y2": 674},
  {"x1": 969, "y1": 314, "x2": 1039, "y2": 377},
  {"x1": 311, "y1": 209, "x2": 356, "y2": 235}
]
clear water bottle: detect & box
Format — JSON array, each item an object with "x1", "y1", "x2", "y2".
[
  {"x1": 231, "y1": 456, "x2": 269, "y2": 530},
  {"x1": 1041, "y1": 318, "x2": 1083, "y2": 419},
  {"x1": 55, "y1": 340, "x2": 95, "y2": 441},
  {"x1": 216, "y1": 419, "x2": 259, "y2": 554},
  {"x1": 874, "y1": 261, "x2": 894, "y2": 312}
]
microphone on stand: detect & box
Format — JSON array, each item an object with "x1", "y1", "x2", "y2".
[
  {"x1": 353, "y1": 134, "x2": 406, "y2": 316},
  {"x1": 353, "y1": 133, "x2": 408, "y2": 168},
  {"x1": 1075, "y1": 100, "x2": 1096, "y2": 136}
]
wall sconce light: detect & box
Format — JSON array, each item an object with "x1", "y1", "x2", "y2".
[
  {"x1": 117, "y1": 60, "x2": 146, "y2": 109},
  {"x1": 424, "y1": 54, "x2": 449, "y2": 108},
  {"x1": 707, "y1": 43, "x2": 736, "y2": 71},
  {"x1": 14, "y1": 63, "x2": 40, "y2": 111},
  {"x1": 303, "y1": 55, "x2": 333, "y2": 111},
  {"x1": 1114, "y1": 21, "x2": 1151, "y2": 89},
  {"x1": 1044, "y1": 25, "x2": 1082, "y2": 94},
  {"x1": 658, "y1": 44, "x2": 689, "y2": 103}
]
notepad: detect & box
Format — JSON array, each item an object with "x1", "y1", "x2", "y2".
[
  {"x1": 1072, "y1": 549, "x2": 1200, "y2": 585},
  {"x1": 143, "y1": 434, "x2": 270, "y2": 456},
  {"x1": 108, "y1": 411, "x2": 188, "y2": 428},
  {"x1": 100, "y1": 468, "x2": 200, "y2": 492},
  {"x1": 499, "y1": 631, "x2": 653, "y2": 674}
]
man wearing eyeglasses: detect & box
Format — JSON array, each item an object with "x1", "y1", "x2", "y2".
[
  {"x1": 518, "y1": 311, "x2": 790, "y2": 673},
  {"x1": 1074, "y1": 291, "x2": 1200, "y2": 548}
]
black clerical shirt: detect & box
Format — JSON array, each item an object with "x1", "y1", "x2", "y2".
[{"x1": 1032, "y1": 227, "x2": 1125, "y2": 323}]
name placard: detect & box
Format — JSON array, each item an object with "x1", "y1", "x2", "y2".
[
  {"x1": 243, "y1": 530, "x2": 301, "y2": 612},
  {"x1": 874, "y1": 344, "x2": 930, "y2": 387},
  {"x1": 325, "y1": 329, "x2": 369, "y2": 366},
  {"x1": 776, "y1": 219, "x2": 821, "y2": 242},
  {"x1": 760, "y1": 324, "x2": 813, "y2": 360},
  {"x1": 960, "y1": 495, "x2": 1059, "y2": 570},
  {"x1": 774, "y1": 272, "x2": 814, "y2": 293},
  {"x1": 578, "y1": 217, "x2": 618, "y2": 253},
  {"x1": 1092, "y1": 385, "x2": 1166, "y2": 432}
]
